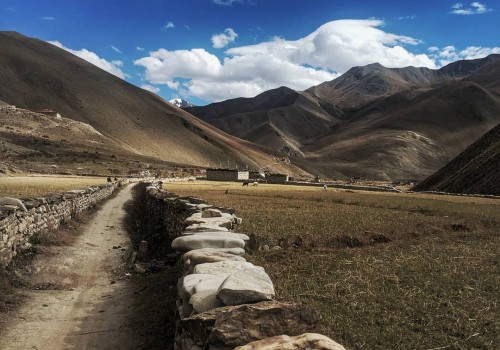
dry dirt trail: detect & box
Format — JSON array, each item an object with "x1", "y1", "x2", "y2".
[{"x1": 0, "y1": 184, "x2": 165, "y2": 350}]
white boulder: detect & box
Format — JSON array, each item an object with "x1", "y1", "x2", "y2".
[
  {"x1": 193, "y1": 261, "x2": 255, "y2": 276},
  {"x1": 172, "y1": 235, "x2": 245, "y2": 252},
  {"x1": 184, "y1": 223, "x2": 230, "y2": 232},
  {"x1": 181, "y1": 231, "x2": 250, "y2": 241},
  {"x1": 201, "y1": 208, "x2": 223, "y2": 218},
  {"x1": 217, "y1": 267, "x2": 275, "y2": 306},
  {"x1": 189, "y1": 289, "x2": 224, "y2": 315},
  {"x1": 182, "y1": 248, "x2": 246, "y2": 261},
  {"x1": 0, "y1": 197, "x2": 27, "y2": 211},
  {"x1": 234, "y1": 333, "x2": 346, "y2": 350}
]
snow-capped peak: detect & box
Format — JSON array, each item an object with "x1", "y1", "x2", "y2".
[{"x1": 169, "y1": 98, "x2": 194, "y2": 108}]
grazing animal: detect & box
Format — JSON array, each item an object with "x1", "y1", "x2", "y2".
[
  {"x1": 242, "y1": 181, "x2": 249, "y2": 187},
  {"x1": 323, "y1": 184, "x2": 328, "y2": 191},
  {"x1": 253, "y1": 181, "x2": 258, "y2": 186}
]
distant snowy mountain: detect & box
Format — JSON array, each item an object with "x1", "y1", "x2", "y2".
[{"x1": 169, "y1": 98, "x2": 194, "y2": 108}]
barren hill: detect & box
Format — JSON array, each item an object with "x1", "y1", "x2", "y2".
[
  {"x1": 413, "y1": 122, "x2": 500, "y2": 195},
  {"x1": 188, "y1": 55, "x2": 500, "y2": 180},
  {"x1": 308, "y1": 55, "x2": 500, "y2": 112},
  {"x1": 186, "y1": 87, "x2": 340, "y2": 157},
  {"x1": 307, "y1": 63, "x2": 438, "y2": 112},
  {"x1": 0, "y1": 31, "x2": 305, "y2": 175},
  {"x1": 304, "y1": 79, "x2": 500, "y2": 179}
]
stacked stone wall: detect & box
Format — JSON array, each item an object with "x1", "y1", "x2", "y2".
[
  {"x1": 0, "y1": 182, "x2": 122, "y2": 268},
  {"x1": 144, "y1": 184, "x2": 346, "y2": 350}
]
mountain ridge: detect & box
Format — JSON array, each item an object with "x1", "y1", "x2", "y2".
[
  {"x1": 187, "y1": 54, "x2": 500, "y2": 180},
  {"x1": 0, "y1": 31, "x2": 306, "y2": 176},
  {"x1": 413, "y1": 122, "x2": 500, "y2": 195}
]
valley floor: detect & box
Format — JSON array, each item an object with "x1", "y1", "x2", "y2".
[{"x1": 167, "y1": 181, "x2": 500, "y2": 350}]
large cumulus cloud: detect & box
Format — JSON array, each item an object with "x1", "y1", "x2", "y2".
[{"x1": 134, "y1": 19, "x2": 438, "y2": 102}]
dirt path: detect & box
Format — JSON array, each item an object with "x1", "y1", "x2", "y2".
[{"x1": 0, "y1": 184, "x2": 155, "y2": 350}]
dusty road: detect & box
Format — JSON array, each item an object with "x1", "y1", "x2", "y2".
[{"x1": 0, "y1": 184, "x2": 158, "y2": 350}]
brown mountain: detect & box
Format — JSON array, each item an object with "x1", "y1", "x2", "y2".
[
  {"x1": 413, "y1": 122, "x2": 500, "y2": 196},
  {"x1": 308, "y1": 54, "x2": 500, "y2": 113},
  {"x1": 0, "y1": 31, "x2": 306, "y2": 176},
  {"x1": 186, "y1": 86, "x2": 340, "y2": 157},
  {"x1": 307, "y1": 63, "x2": 438, "y2": 113},
  {"x1": 304, "y1": 79, "x2": 500, "y2": 179},
  {"x1": 188, "y1": 55, "x2": 500, "y2": 180}
]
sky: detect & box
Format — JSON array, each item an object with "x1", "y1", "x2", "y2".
[{"x1": 1, "y1": 0, "x2": 499, "y2": 105}]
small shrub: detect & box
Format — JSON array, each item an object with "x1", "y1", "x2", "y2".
[{"x1": 370, "y1": 233, "x2": 392, "y2": 244}]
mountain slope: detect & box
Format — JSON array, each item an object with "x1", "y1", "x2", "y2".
[
  {"x1": 465, "y1": 58, "x2": 500, "y2": 93},
  {"x1": 188, "y1": 54, "x2": 500, "y2": 180},
  {"x1": 304, "y1": 79, "x2": 500, "y2": 179},
  {"x1": 413, "y1": 122, "x2": 500, "y2": 195},
  {"x1": 307, "y1": 55, "x2": 500, "y2": 113},
  {"x1": 0, "y1": 31, "x2": 305, "y2": 175},
  {"x1": 307, "y1": 63, "x2": 438, "y2": 112},
  {"x1": 187, "y1": 86, "x2": 340, "y2": 156}
]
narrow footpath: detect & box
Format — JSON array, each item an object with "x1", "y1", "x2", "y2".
[{"x1": 0, "y1": 184, "x2": 166, "y2": 350}]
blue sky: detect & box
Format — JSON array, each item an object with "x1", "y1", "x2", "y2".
[{"x1": 1, "y1": 0, "x2": 499, "y2": 105}]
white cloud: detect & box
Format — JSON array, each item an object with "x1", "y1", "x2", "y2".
[
  {"x1": 211, "y1": 28, "x2": 238, "y2": 48},
  {"x1": 430, "y1": 45, "x2": 500, "y2": 66},
  {"x1": 166, "y1": 81, "x2": 180, "y2": 89},
  {"x1": 141, "y1": 84, "x2": 160, "y2": 93},
  {"x1": 111, "y1": 45, "x2": 122, "y2": 54},
  {"x1": 136, "y1": 46, "x2": 145, "y2": 51},
  {"x1": 163, "y1": 21, "x2": 175, "y2": 30},
  {"x1": 135, "y1": 19, "x2": 441, "y2": 102},
  {"x1": 213, "y1": 0, "x2": 242, "y2": 5},
  {"x1": 48, "y1": 41, "x2": 128, "y2": 79},
  {"x1": 427, "y1": 46, "x2": 440, "y2": 52},
  {"x1": 398, "y1": 15, "x2": 416, "y2": 20},
  {"x1": 111, "y1": 60, "x2": 123, "y2": 67},
  {"x1": 451, "y1": 2, "x2": 492, "y2": 14},
  {"x1": 226, "y1": 19, "x2": 433, "y2": 72},
  {"x1": 41, "y1": 16, "x2": 55, "y2": 20}
]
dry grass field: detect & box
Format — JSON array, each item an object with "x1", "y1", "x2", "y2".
[
  {"x1": 0, "y1": 175, "x2": 107, "y2": 198},
  {"x1": 166, "y1": 181, "x2": 500, "y2": 350}
]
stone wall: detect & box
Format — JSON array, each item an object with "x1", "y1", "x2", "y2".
[
  {"x1": 144, "y1": 184, "x2": 346, "y2": 350},
  {"x1": 0, "y1": 182, "x2": 122, "y2": 268}
]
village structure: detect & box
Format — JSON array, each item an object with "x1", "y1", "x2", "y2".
[
  {"x1": 35, "y1": 108, "x2": 61, "y2": 118},
  {"x1": 205, "y1": 168, "x2": 289, "y2": 184}
]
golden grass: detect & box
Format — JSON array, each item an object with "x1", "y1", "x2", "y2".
[
  {"x1": 167, "y1": 181, "x2": 500, "y2": 350},
  {"x1": 0, "y1": 175, "x2": 107, "y2": 198}
]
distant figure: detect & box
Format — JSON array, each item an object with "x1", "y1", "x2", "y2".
[
  {"x1": 253, "y1": 181, "x2": 258, "y2": 186},
  {"x1": 323, "y1": 184, "x2": 328, "y2": 191},
  {"x1": 225, "y1": 189, "x2": 229, "y2": 194},
  {"x1": 107, "y1": 177, "x2": 112, "y2": 183},
  {"x1": 242, "y1": 181, "x2": 249, "y2": 187}
]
